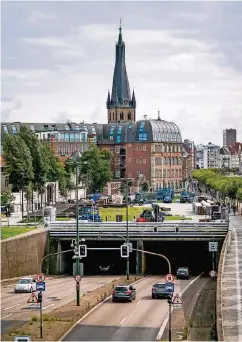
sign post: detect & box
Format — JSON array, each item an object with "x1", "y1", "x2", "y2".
[
  {"x1": 165, "y1": 274, "x2": 175, "y2": 283},
  {"x1": 74, "y1": 275, "x2": 82, "y2": 306}
]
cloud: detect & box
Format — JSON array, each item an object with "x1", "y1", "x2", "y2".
[{"x1": 1, "y1": 1, "x2": 242, "y2": 145}]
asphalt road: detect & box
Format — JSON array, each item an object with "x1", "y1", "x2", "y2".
[
  {"x1": 63, "y1": 275, "x2": 195, "y2": 341},
  {"x1": 1, "y1": 275, "x2": 119, "y2": 335}
]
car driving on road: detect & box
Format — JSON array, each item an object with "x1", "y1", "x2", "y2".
[
  {"x1": 176, "y1": 267, "x2": 190, "y2": 279},
  {"x1": 112, "y1": 284, "x2": 136, "y2": 302},
  {"x1": 152, "y1": 282, "x2": 170, "y2": 299},
  {"x1": 14, "y1": 277, "x2": 37, "y2": 293}
]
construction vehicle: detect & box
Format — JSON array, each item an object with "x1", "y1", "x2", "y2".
[
  {"x1": 156, "y1": 188, "x2": 174, "y2": 203},
  {"x1": 136, "y1": 204, "x2": 166, "y2": 222},
  {"x1": 78, "y1": 205, "x2": 102, "y2": 222},
  {"x1": 131, "y1": 192, "x2": 157, "y2": 206}
]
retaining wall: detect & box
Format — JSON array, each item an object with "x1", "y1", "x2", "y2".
[{"x1": 1, "y1": 229, "x2": 48, "y2": 279}]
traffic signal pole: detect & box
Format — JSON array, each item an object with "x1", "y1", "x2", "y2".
[
  {"x1": 125, "y1": 180, "x2": 129, "y2": 280},
  {"x1": 75, "y1": 163, "x2": 80, "y2": 306}
]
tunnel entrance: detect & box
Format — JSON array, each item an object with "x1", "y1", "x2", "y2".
[{"x1": 59, "y1": 239, "x2": 223, "y2": 276}]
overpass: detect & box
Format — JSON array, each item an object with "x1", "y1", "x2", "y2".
[
  {"x1": 45, "y1": 221, "x2": 229, "y2": 276},
  {"x1": 48, "y1": 221, "x2": 229, "y2": 241}
]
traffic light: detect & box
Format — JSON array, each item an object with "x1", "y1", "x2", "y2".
[
  {"x1": 167, "y1": 294, "x2": 172, "y2": 304},
  {"x1": 38, "y1": 292, "x2": 42, "y2": 303},
  {"x1": 79, "y1": 244, "x2": 87, "y2": 258},
  {"x1": 121, "y1": 244, "x2": 129, "y2": 258}
]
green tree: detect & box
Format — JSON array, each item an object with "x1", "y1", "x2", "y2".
[
  {"x1": 79, "y1": 145, "x2": 113, "y2": 193},
  {"x1": 141, "y1": 181, "x2": 149, "y2": 192},
  {"x1": 2, "y1": 134, "x2": 34, "y2": 218},
  {"x1": 1, "y1": 189, "x2": 15, "y2": 206},
  {"x1": 19, "y1": 126, "x2": 48, "y2": 195}
]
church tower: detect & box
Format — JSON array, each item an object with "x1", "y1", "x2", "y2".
[{"x1": 106, "y1": 21, "x2": 136, "y2": 124}]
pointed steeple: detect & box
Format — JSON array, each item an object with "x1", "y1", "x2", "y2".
[
  {"x1": 132, "y1": 89, "x2": 136, "y2": 107},
  {"x1": 110, "y1": 22, "x2": 131, "y2": 105},
  {"x1": 106, "y1": 91, "x2": 111, "y2": 109}
]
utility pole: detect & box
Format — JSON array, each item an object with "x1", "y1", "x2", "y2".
[
  {"x1": 168, "y1": 294, "x2": 172, "y2": 341},
  {"x1": 75, "y1": 161, "x2": 80, "y2": 296}
]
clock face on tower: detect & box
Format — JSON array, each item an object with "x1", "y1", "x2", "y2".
[{"x1": 123, "y1": 100, "x2": 128, "y2": 105}]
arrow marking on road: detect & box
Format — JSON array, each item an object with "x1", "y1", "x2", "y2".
[
  {"x1": 120, "y1": 317, "x2": 127, "y2": 324},
  {"x1": 4, "y1": 303, "x2": 20, "y2": 310},
  {"x1": 1, "y1": 313, "x2": 12, "y2": 319}
]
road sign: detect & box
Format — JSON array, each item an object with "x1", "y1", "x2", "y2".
[
  {"x1": 74, "y1": 275, "x2": 82, "y2": 282},
  {"x1": 209, "y1": 242, "x2": 218, "y2": 252},
  {"x1": 209, "y1": 270, "x2": 217, "y2": 278},
  {"x1": 36, "y1": 273, "x2": 45, "y2": 282},
  {"x1": 165, "y1": 282, "x2": 174, "y2": 293},
  {"x1": 27, "y1": 292, "x2": 39, "y2": 308},
  {"x1": 126, "y1": 242, "x2": 133, "y2": 253},
  {"x1": 165, "y1": 274, "x2": 175, "y2": 283},
  {"x1": 36, "y1": 281, "x2": 46, "y2": 291},
  {"x1": 172, "y1": 293, "x2": 183, "y2": 309}
]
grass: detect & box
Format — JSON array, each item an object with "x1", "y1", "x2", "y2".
[
  {"x1": 1, "y1": 226, "x2": 36, "y2": 239},
  {"x1": 19, "y1": 218, "x2": 43, "y2": 223}
]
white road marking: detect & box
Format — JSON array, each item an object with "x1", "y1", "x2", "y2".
[
  {"x1": 137, "y1": 300, "x2": 142, "y2": 305},
  {"x1": 4, "y1": 303, "x2": 20, "y2": 310},
  {"x1": 42, "y1": 304, "x2": 55, "y2": 310},
  {"x1": 1, "y1": 314, "x2": 12, "y2": 319},
  {"x1": 120, "y1": 316, "x2": 127, "y2": 325}
]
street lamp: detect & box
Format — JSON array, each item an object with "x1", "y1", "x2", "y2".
[{"x1": 124, "y1": 177, "x2": 132, "y2": 280}]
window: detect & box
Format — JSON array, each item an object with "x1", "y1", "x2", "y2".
[
  {"x1": 29, "y1": 124, "x2": 35, "y2": 131},
  {"x1": 110, "y1": 136, "x2": 113, "y2": 140},
  {"x1": 110, "y1": 127, "x2": 115, "y2": 135},
  {"x1": 120, "y1": 112, "x2": 124, "y2": 120},
  {"x1": 64, "y1": 125, "x2": 70, "y2": 130},
  {"x1": 115, "y1": 146, "x2": 120, "y2": 153},
  {"x1": 51, "y1": 124, "x2": 56, "y2": 130},
  {"x1": 115, "y1": 170, "x2": 120, "y2": 178},
  {"x1": 58, "y1": 145, "x2": 62, "y2": 155},
  {"x1": 71, "y1": 145, "x2": 76, "y2": 153},
  {"x1": 3, "y1": 125, "x2": 8, "y2": 133},
  {"x1": 113, "y1": 112, "x2": 115, "y2": 121},
  {"x1": 64, "y1": 133, "x2": 70, "y2": 142},
  {"x1": 136, "y1": 159, "x2": 140, "y2": 164},
  {"x1": 116, "y1": 136, "x2": 121, "y2": 143},
  {"x1": 91, "y1": 126, "x2": 96, "y2": 134},
  {"x1": 44, "y1": 125, "x2": 48, "y2": 129},
  {"x1": 128, "y1": 112, "x2": 131, "y2": 120},
  {"x1": 5, "y1": 177, "x2": 9, "y2": 188},
  {"x1": 139, "y1": 133, "x2": 148, "y2": 141},
  {"x1": 11, "y1": 125, "x2": 17, "y2": 134},
  {"x1": 143, "y1": 146, "x2": 146, "y2": 151},
  {"x1": 64, "y1": 145, "x2": 69, "y2": 155},
  {"x1": 143, "y1": 159, "x2": 146, "y2": 164},
  {"x1": 109, "y1": 113, "x2": 111, "y2": 121},
  {"x1": 115, "y1": 158, "x2": 120, "y2": 166},
  {"x1": 60, "y1": 133, "x2": 65, "y2": 141},
  {"x1": 75, "y1": 125, "x2": 80, "y2": 130},
  {"x1": 163, "y1": 170, "x2": 166, "y2": 177},
  {"x1": 79, "y1": 145, "x2": 83, "y2": 153},
  {"x1": 128, "y1": 124, "x2": 132, "y2": 128},
  {"x1": 75, "y1": 133, "x2": 80, "y2": 141},
  {"x1": 70, "y1": 133, "x2": 75, "y2": 142},
  {"x1": 81, "y1": 133, "x2": 87, "y2": 142}
]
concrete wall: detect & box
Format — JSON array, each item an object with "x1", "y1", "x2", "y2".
[
  {"x1": 216, "y1": 231, "x2": 232, "y2": 341},
  {"x1": 1, "y1": 229, "x2": 48, "y2": 280}
]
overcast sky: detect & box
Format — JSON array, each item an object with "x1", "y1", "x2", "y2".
[{"x1": 2, "y1": 1, "x2": 242, "y2": 145}]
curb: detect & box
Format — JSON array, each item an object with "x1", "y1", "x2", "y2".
[
  {"x1": 59, "y1": 275, "x2": 149, "y2": 341},
  {"x1": 1, "y1": 274, "x2": 68, "y2": 286},
  {"x1": 155, "y1": 272, "x2": 204, "y2": 341}
]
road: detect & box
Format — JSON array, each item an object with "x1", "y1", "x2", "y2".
[
  {"x1": 1, "y1": 275, "x2": 119, "y2": 335},
  {"x1": 63, "y1": 275, "x2": 195, "y2": 341}
]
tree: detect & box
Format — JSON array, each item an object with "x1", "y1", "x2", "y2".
[
  {"x1": 1, "y1": 189, "x2": 15, "y2": 206},
  {"x1": 2, "y1": 134, "x2": 34, "y2": 219},
  {"x1": 19, "y1": 126, "x2": 48, "y2": 195},
  {"x1": 79, "y1": 145, "x2": 113, "y2": 194},
  {"x1": 141, "y1": 182, "x2": 149, "y2": 192},
  {"x1": 119, "y1": 179, "x2": 133, "y2": 195}
]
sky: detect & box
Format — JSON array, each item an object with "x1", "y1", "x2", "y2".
[{"x1": 2, "y1": 1, "x2": 242, "y2": 145}]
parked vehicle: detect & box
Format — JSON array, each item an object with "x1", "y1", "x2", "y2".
[
  {"x1": 176, "y1": 267, "x2": 190, "y2": 279},
  {"x1": 15, "y1": 277, "x2": 37, "y2": 293},
  {"x1": 152, "y1": 282, "x2": 170, "y2": 299},
  {"x1": 78, "y1": 205, "x2": 102, "y2": 222},
  {"x1": 112, "y1": 284, "x2": 136, "y2": 302}
]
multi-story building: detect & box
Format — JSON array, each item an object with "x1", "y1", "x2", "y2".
[
  {"x1": 203, "y1": 143, "x2": 221, "y2": 169},
  {"x1": 228, "y1": 142, "x2": 242, "y2": 169},
  {"x1": 183, "y1": 139, "x2": 195, "y2": 170},
  {"x1": 1, "y1": 24, "x2": 185, "y2": 195},
  {"x1": 223, "y1": 128, "x2": 237, "y2": 148},
  {"x1": 195, "y1": 144, "x2": 204, "y2": 169}
]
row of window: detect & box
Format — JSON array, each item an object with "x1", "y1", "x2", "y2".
[
  {"x1": 154, "y1": 144, "x2": 181, "y2": 153},
  {"x1": 155, "y1": 181, "x2": 183, "y2": 190},
  {"x1": 109, "y1": 112, "x2": 133, "y2": 121},
  {"x1": 57, "y1": 144, "x2": 89, "y2": 155},
  {"x1": 2, "y1": 124, "x2": 95, "y2": 134},
  {"x1": 155, "y1": 157, "x2": 182, "y2": 165},
  {"x1": 155, "y1": 169, "x2": 182, "y2": 178},
  {"x1": 136, "y1": 145, "x2": 147, "y2": 151}
]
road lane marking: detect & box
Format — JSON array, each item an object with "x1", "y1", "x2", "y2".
[
  {"x1": 120, "y1": 317, "x2": 127, "y2": 324},
  {"x1": 1, "y1": 314, "x2": 12, "y2": 319},
  {"x1": 42, "y1": 304, "x2": 55, "y2": 310},
  {"x1": 4, "y1": 303, "x2": 20, "y2": 310},
  {"x1": 137, "y1": 300, "x2": 142, "y2": 305}
]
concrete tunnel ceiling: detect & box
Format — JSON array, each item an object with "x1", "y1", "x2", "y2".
[{"x1": 53, "y1": 240, "x2": 223, "y2": 276}]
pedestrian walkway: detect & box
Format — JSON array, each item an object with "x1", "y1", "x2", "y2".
[{"x1": 221, "y1": 215, "x2": 242, "y2": 341}]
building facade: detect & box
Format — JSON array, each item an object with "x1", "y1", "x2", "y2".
[{"x1": 223, "y1": 128, "x2": 237, "y2": 148}]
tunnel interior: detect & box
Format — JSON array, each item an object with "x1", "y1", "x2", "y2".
[{"x1": 60, "y1": 239, "x2": 223, "y2": 276}]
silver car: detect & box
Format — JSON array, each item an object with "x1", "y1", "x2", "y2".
[{"x1": 15, "y1": 277, "x2": 37, "y2": 293}]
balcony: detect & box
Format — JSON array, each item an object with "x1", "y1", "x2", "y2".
[
  {"x1": 120, "y1": 164, "x2": 126, "y2": 169},
  {"x1": 120, "y1": 148, "x2": 126, "y2": 156}
]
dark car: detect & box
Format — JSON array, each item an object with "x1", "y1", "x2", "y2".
[
  {"x1": 112, "y1": 284, "x2": 136, "y2": 302},
  {"x1": 176, "y1": 267, "x2": 190, "y2": 279},
  {"x1": 152, "y1": 282, "x2": 170, "y2": 299}
]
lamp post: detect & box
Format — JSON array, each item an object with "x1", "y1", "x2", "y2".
[{"x1": 125, "y1": 177, "x2": 130, "y2": 280}]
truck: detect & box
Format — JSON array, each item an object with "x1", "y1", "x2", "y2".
[
  {"x1": 156, "y1": 188, "x2": 174, "y2": 203},
  {"x1": 78, "y1": 205, "x2": 102, "y2": 222},
  {"x1": 130, "y1": 192, "x2": 158, "y2": 206}
]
